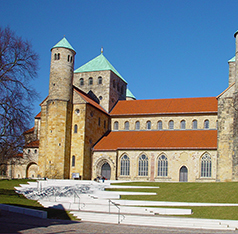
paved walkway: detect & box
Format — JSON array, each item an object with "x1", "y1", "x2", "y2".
[{"x1": 1, "y1": 210, "x2": 237, "y2": 234}]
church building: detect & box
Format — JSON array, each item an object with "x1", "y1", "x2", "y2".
[{"x1": 8, "y1": 30, "x2": 238, "y2": 182}]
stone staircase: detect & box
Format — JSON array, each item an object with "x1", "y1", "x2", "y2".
[{"x1": 15, "y1": 180, "x2": 238, "y2": 231}]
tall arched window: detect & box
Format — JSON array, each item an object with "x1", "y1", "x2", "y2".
[
  {"x1": 157, "y1": 121, "x2": 162, "y2": 130},
  {"x1": 169, "y1": 120, "x2": 174, "y2": 129},
  {"x1": 57, "y1": 53, "x2": 60, "y2": 60},
  {"x1": 74, "y1": 124, "x2": 78, "y2": 133},
  {"x1": 180, "y1": 120, "x2": 186, "y2": 129},
  {"x1": 114, "y1": 121, "x2": 119, "y2": 130},
  {"x1": 120, "y1": 155, "x2": 130, "y2": 176},
  {"x1": 204, "y1": 119, "x2": 209, "y2": 129},
  {"x1": 146, "y1": 121, "x2": 151, "y2": 130},
  {"x1": 192, "y1": 120, "x2": 197, "y2": 129},
  {"x1": 72, "y1": 155, "x2": 75, "y2": 167},
  {"x1": 124, "y1": 121, "x2": 129, "y2": 130},
  {"x1": 201, "y1": 153, "x2": 211, "y2": 177},
  {"x1": 113, "y1": 80, "x2": 116, "y2": 88},
  {"x1": 98, "y1": 76, "x2": 102, "y2": 85},
  {"x1": 158, "y1": 155, "x2": 168, "y2": 177},
  {"x1": 98, "y1": 117, "x2": 101, "y2": 126},
  {"x1": 135, "y1": 121, "x2": 140, "y2": 130},
  {"x1": 117, "y1": 83, "x2": 120, "y2": 91},
  {"x1": 68, "y1": 55, "x2": 70, "y2": 62},
  {"x1": 89, "y1": 77, "x2": 93, "y2": 85},
  {"x1": 80, "y1": 78, "x2": 84, "y2": 86},
  {"x1": 54, "y1": 53, "x2": 57, "y2": 60},
  {"x1": 138, "y1": 154, "x2": 148, "y2": 176}
]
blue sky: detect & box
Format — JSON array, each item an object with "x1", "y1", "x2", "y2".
[{"x1": 1, "y1": 0, "x2": 238, "y2": 120}]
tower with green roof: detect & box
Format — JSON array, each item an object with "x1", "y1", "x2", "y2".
[
  {"x1": 38, "y1": 37, "x2": 76, "y2": 179},
  {"x1": 74, "y1": 52, "x2": 127, "y2": 112}
]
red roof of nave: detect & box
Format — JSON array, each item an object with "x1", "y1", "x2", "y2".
[
  {"x1": 110, "y1": 97, "x2": 217, "y2": 116},
  {"x1": 93, "y1": 130, "x2": 217, "y2": 151}
]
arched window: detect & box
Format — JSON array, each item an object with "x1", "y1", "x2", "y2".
[
  {"x1": 146, "y1": 121, "x2": 151, "y2": 130},
  {"x1": 114, "y1": 121, "x2": 119, "y2": 130},
  {"x1": 157, "y1": 121, "x2": 163, "y2": 130},
  {"x1": 169, "y1": 120, "x2": 174, "y2": 129},
  {"x1": 98, "y1": 76, "x2": 102, "y2": 85},
  {"x1": 158, "y1": 155, "x2": 168, "y2": 177},
  {"x1": 79, "y1": 78, "x2": 84, "y2": 86},
  {"x1": 98, "y1": 117, "x2": 101, "y2": 126},
  {"x1": 180, "y1": 120, "x2": 186, "y2": 129},
  {"x1": 57, "y1": 53, "x2": 60, "y2": 60},
  {"x1": 72, "y1": 155, "x2": 75, "y2": 167},
  {"x1": 120, "y1": 155, "x2": 130, "y2": 176},
  {"x1": 204, "y1": 120, "x2": 209, "y2": 129},
  {"x1": 125, "y1": 121, "x2": 129, "y2": 130},
  {"x1": 89, "y1": 77, "x2": 93, "y2": 85},
  {"x1": 135, "y1": 121, "x2": 140, "y2": 130},
  {"x1": 117, "y1": 83, "x2": 120, "y2": 91},
  {"x1": 192, "y1": 120, "x2": 197, "y2": 129},
  {"x1": 113, "y1": 80, "x2": 116, "y2": 88},
  {"x1": 68, "y1": 55, "x2": 70, "y2": 62},
  {"x1": 70, "y1": 56, "x2": 73, "y2": 63},
  {"x1": 74, "y1": 124, "x2": 78, "y2": 133},
  {"x1": 54, "y1": 53, "x2": 57, "y2": 60},
  {"x1": 138, "y1": 154, "x2": 148, "y2": 176},
  {"x1": 201, "y1": 153, "x2": 211, "y2": 177}
]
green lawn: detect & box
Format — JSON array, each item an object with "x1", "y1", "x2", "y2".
[
  {"x1": 109, "y1": 181, "x2": 238, "y2": 220},
  {"x1": 0, "y1": 179, "x2": 76, "y2": 220},
  {"x1": 2, "y1": 179, "x2": 238, "y2": 220}
]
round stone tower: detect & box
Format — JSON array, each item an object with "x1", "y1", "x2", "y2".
[
  {"x1": 38, "y1": 37, "x2": 76, "y2": 179},
  {"x1": 49, "y1": 37, "x2": 76, "y2": 101}
]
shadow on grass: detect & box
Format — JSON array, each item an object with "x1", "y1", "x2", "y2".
[{"x1": 0, "y1": 204, "x2": 80, "y2": 233}]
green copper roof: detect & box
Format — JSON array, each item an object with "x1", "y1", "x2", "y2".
[
  {"x1": 228, "y1": 56, "x2": 235, "y2": 62},
  {"x1": 126, "y1": 88, "x2": 136, "y2": 99},
  {"x1": 52, "y1": 37, "x2": 75, "y2": 52},
  {"x1": 74, "y1": 53, "x2": 127, "y2": 83}
]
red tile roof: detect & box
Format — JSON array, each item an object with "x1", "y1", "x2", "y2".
[
  {"x1": 23, "y1": 127, "x2": 34, "y2": 134},
  {"x1": 73, "y1": 86, "x2": 108, "y2": 114},
  {"x1": 35, "y1": 112, "x2": 41, "y2": 119},
  {"x1": 24, "y1": 140, "x2": 39, "y2": 148},
  {"x1": 93, "y1": 130, "x2": 217, "y2": 151},
  {"x1": 110, "y1": 97, "x2": 217, "y2": 116}
]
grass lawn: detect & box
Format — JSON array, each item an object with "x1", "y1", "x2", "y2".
[
  {"x1": 2, "y1": 179, "x2": 238, "y2": 220},
  {"x1": 0, "y1": 179, "x2": 77, "y2": 220},
  {"x1": 109, "y1": 181, "x2": 238, "y2": 220}
]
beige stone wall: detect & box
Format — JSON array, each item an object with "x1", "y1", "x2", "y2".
[
  {"x1": 70, "y1": 92, "x2": 110, "y2": 179},
  {"x1": 217, "y1": 86, "x2": 234, "y2": 182},
  {"x1": 38, "y1": 100, "x2": 72, "y2": 179},
  {"x1": 92, "y1": 149, "x2": 217, "y2": 182},
  {"x1": 111, "y1": 114, "x2": 217, "y2": 131},
  {"x1": 92, "y1": 151, "x2": 117, "y2": 180},
  {"x1": 73, "y1": 70, "x2": 126, "y2": 112},
  {"x1": 229, "y1": 61, "x2": 235, "y2": 86}
]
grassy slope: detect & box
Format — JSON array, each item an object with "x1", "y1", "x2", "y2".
[
  {"x1": 0, "y1": 179, "x2": 76, "y2": 220},
  {"x1": 109, "y1": 182, "x2": 238, "y2": 220},
  {"x1": 2, "y1": 179, "x2": 238, "y2": 220}
]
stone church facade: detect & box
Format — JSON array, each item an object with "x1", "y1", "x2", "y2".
[{"x1": 6, "y1": 31, "x2": 238, "y2": 182}]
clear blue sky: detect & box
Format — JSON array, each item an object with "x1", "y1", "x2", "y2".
[{"x1": 1, "y1": 0, "x2": 238, "y2": 120}]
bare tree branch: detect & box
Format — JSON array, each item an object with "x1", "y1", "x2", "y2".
[{"x1": 0, "y1": 26, "x2": 39, "y2": 170}]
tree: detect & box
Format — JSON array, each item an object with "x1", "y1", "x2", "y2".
[{"x1": 0, "y1": 26, "x2": 39, "y2": 173}]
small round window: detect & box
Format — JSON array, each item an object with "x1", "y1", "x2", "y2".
[{"x1": 75, "y1": 109, "x2": 80, "y2": 115}]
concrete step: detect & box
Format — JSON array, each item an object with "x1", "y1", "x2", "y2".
[{"x1": 70, "y1": 211, "x2": 237, "y2": 230}]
